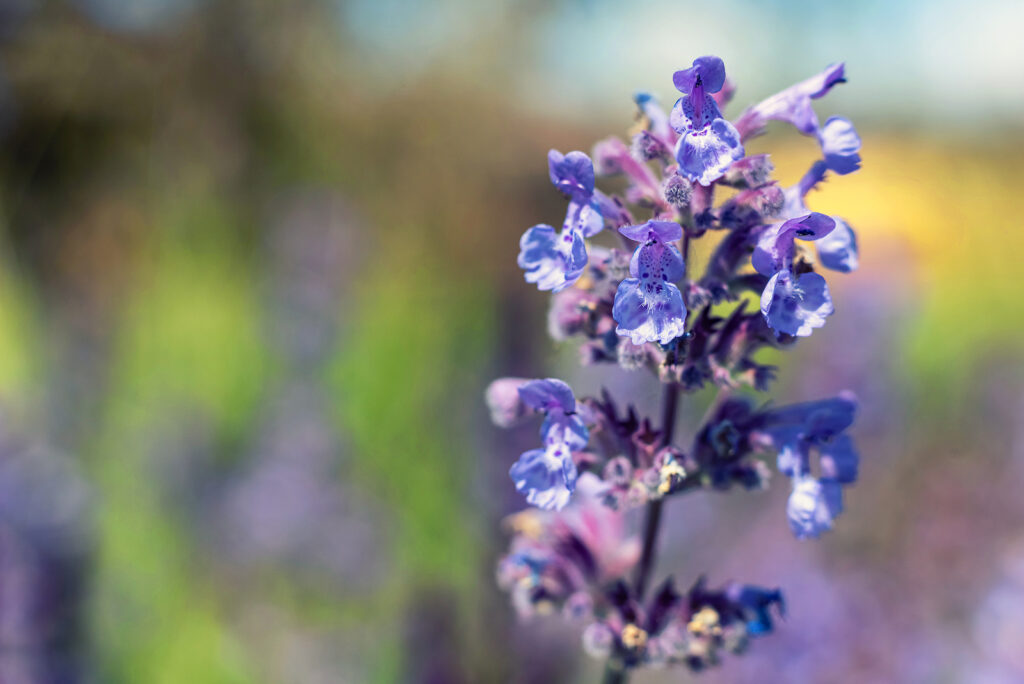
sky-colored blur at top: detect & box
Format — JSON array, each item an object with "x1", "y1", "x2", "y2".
[{"x1": 0, "y1": 1, "x2": 1021, "y2": 682}]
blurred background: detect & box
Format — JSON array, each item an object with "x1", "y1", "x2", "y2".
[{"x1": 0, "y1": 0, "x2": 1021, "y2": 682}]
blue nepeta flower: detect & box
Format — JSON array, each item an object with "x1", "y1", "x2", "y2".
[
  {"x1": 782, "y1": 177, "x2": 860, "y2": 274},
  {"x1": 509, "y1": 442, "x2": 579, "y2": 511},
  {"x1": 753, "y1": 212, "x2": 837, "y2": 337},
  {"x1": 612, "y1": 220, "x2": 687, "y2": 345},
  {"x1": 509, "y1": 378, "x2": 589, "y2": 510},
  {"x1": 518, "y1": 223, "x2": 588, "y2": 292},
  {"x1": 752, "y1": 212, "x2": 836, "y2": 277},
  {"x1": 518, "y1": 150, "x2": 605, "y2": 292},
  {"x1": 760, "y1": 270, "x2": 833, "y2": 338},
  {"x1": 549, "y1": 149, "x2": 605, "y2": 238},
  {"x1": 787, "y1": 476, "x2": 842, "y2": 539},
  {"x1": 518, "y1": 378, "x2": 589, "y2": 449},
  {"x1": 669, "y1": 56, "x2": 744, "y2": 186},
  {"x1": 726, "y1": 583, "x2": 787, "y2": 636},
  {"x1": 549, "y1": 149, "x2": 596, "y2": 205},
  {"x1": 757, "y1": 394, "x2": 859, "y2": 538}
]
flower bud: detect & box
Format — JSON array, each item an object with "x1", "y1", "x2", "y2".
[
  {"x1": 661, "y1": 173, "x2": 693, "y2": 208},
  {"x1": 722, "y1": 154, "x2": 774, "y2": 188},
  {"x1": 547, "y1": 288, "x2": 596, "y2": 341},
  {"x1": 484, "y1": 378, "x2": 531, "y2": 428},
  {"x1": 631, "y1": 130, "x2": 670, "y2": 163}
]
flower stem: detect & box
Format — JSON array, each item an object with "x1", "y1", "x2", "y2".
[
  {"x1": 634, "y1": 382, "x2": 678, "y2": 597},
  {"x1": 601, "y1": 381, "x2": 680, "y2": 684}
]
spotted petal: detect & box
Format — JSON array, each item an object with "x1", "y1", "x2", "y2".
[
  {"x1": 760, "y1": 270, "x2": 834, "y2": 337},
  {"x1": 674, "y1": 118, "x2": 744, "y2": 186},
  {"x1": 613, "y1": 278, "x2": 687, "y2": 346}
]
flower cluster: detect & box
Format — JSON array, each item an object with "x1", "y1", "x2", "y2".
[
  {"x1": 489, "y1": 56, "x2": 866, "y2": 677},
  {"x1": 582, "y1": 577, "x2": 785, "y2": 671}
]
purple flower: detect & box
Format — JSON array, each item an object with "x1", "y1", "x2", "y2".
[
  {"x1": 550, "y1": 149, "x2": 606, "y2": 238},
  {"x1": 736, "y1": 63, "x2": 846, "y2": 139},
  {"x1": 510, "y1": 442, "x2": 579, "y2": 511},
  {"x1": 508, "y1": 379, "x2": 590, "y2": 510},
  {"x1": 669, "y1": 56, "x2": 744, "y2": 186},
  {"x1": 818, "y1": 116, "x2": 862, "y2": 175},
  {"x1": 787, "y1": 476, "x2": 842, "y2": 539},
  {"x1": 612, "y1": 221, "x2": 687, "y2": 345},
  {"x1": 753, "y1": 394, "x2": 859, "y2": 538},
  {"x1": 752, "y1": 212, "x2": 836, "y2": 276},
  {"x1": 485, "y1": 377, "x2": 531, "y2": 428},
  {"x1": 816, "y1": 217, "x2": 859, "y2": 272},
  {"x1": 519, "y1": 151, "x2": 608, "y2": 291},
  {"x1": 518, "y1": 378, "x2": 589, "y2": 450},
  {"x1": 518, "y1": 222, "x2": 588, "y2": 291},
  {"x1": 760, "y1": 270, "x2": 833, "y2": 337},
  {"x1": 782, "y1": 183, "x2": 860, "y2": 273},
  {"x1": 549, "y1": 149, "x2": 596, "y2": 204},
  {"x1": 498, "y1": 473, "x2": 641, "y2": 615}
]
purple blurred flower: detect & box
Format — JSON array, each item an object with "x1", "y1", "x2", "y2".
[
  {"x1": 498, "y1": 473, "x2": 640, "y2": 616},
  {"x1": 507, "y1": 379, "x2": 590, "y2": 510},
  {"x1": 787, "y1": 476, "x2": 843, "y2": 539},
  {"x1": 518, "y1": 221, "x2": 588, "y2": 292},
  {"x1": 485, "y1": 377, "x2": 532, "y2": 428},
  {"x1": 754, "y1": 393, "x2": 860, "y2": 538},
  {"x1": 819, "y1": 116, "x2": 862, "y2": 175}
]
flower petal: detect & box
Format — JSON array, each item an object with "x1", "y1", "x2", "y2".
[
  {"x1": 816, "y1": 216, "x2": 859, "y2": 272},
  {"x1": 518, "y1": 378, "x2": 575, "y2": 413},
  {"x1": 509, "y1": 442, "x2": 578, "y2": 511},
  {"x1": 548, "y1": 149, "x2": 595, "y2": 203},
  {"x1": 613, "y1": 278, "x2": 687, "y2": 346},
  {"x1": 674, "y1": 118, "x2": 744, "y2": 186},
  {"x1": 760, "y1": 270, "x2": 834, "y2": 337},
  {"x1": 672, "y1": 55, "x2": 726, "y2": 95},
  {"x1": 518, "y1": 224, "x2": 588, "y2": 292},
  {"x1": 819, "y1": 117, "x2": 862, "y2": 175},
  {"x1": 619, "y1": 220, "x2": 683, "y2": 244}
]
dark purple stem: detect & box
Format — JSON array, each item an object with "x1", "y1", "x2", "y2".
[{"x1": 601, "y1": 381, "x2": 680, "y2": 684}]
